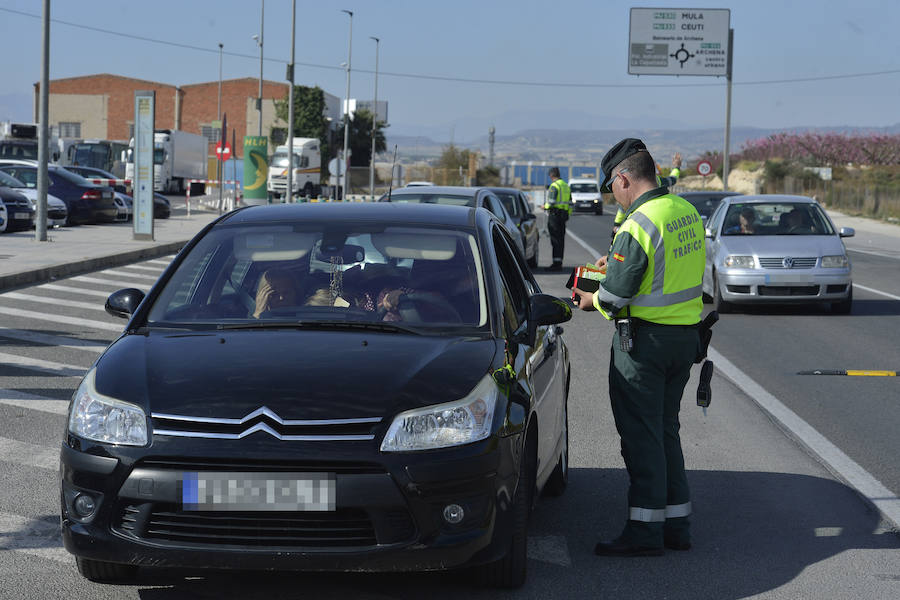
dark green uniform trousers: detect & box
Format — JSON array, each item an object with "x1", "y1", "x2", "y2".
[
  {"x1": 609, "y1": 322, "x2": 700, "y2": 547},
  {"x1": 547, "y1": 208, "x2": 568, "y2": 266}
]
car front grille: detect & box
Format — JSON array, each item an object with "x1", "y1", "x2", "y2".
[
  {"x1": 136, "y1": 457, "x2": 386, "y2": 475},
  {"x1": 758, "y1": 285, "x2": 820, "y2": 296},
  {"x1": 116, "y1": 503, "x2": 378, "y2": 547},
  {"x1": 758, "y1": 257, "x2": 818, "y2": 269}
]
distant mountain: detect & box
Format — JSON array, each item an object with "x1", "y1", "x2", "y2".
[{"x1": 387, "y1": 123, "x2": 900, "y2": 165}]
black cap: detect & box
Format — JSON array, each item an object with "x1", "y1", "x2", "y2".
[{"x1": 600, "y1": 138, "x2": 648, "y2": 192}]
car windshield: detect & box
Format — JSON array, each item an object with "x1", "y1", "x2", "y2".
[
  {"x1": 146, "y1": 222, "x2": 488, "y2": 331},
  {"x1": 570, "y1": 183, "x2": 599, "y2": 194},
  {"x1": 270, "y1": 152, "x2": 303, "y2": 168},
  {"x1": 0, "y1": 170, "x2": 25, "y2": 188},
  {"x1": 0, "y1": 142, "x2": 38, "y2": 160},
  {"x1": 153, "y1": 148, "x2": 166, "y2": 165},
  {"x1": 722, "y1": 202, "x2": 834, "y2": 236},
  {"x1": 383, "y1": 193, "x2": 474, "y2": 207}
]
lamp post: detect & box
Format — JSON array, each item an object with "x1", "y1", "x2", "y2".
[
  {"x1": 254, "y1": 0, "x2": 264, "y2": 137},
  {"x1": 217, "y1": 42, "x2": 223, "y2": 213},
  {"x1": 341, "y1": 9, "x2": 353, "y2": 200},
  {"x1": 368, "y1": 36, "x2": 379, "y2": 201},
  {"x1": 286, "y1": 0, "x2": 296, "y2": 203}
]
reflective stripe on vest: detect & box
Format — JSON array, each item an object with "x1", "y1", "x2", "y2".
[{"x1": 615, "y1": 194, "x2": 705, "y2": 324}]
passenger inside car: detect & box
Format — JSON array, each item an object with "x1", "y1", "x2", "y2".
[
  {"x1": 253, "y1": 268, "x2": 301, "y2": 318},
  {"x1": 781, "y1": 208, "x2": 814, "y2": 234},
  {"x1": 724, "y1": 207, "x2": 758, "y2": 235}
]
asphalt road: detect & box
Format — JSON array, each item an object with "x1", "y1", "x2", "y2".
[{"x1": 0, "y1": 217, "x2": 898, "y2": 598}]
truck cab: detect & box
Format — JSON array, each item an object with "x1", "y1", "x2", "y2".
[{"x1": 267, "y1": 138, "x2": 321, "y2": 202}]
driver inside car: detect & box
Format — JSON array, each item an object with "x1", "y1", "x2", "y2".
[{"x1": 253, "y1": 268, "x2": 300, "y2": 318}]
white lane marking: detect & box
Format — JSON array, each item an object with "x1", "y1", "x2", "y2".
[
  {"x1": 567, "y1": 229, "x2": 605, "y2": 259},
  {"x1": 120, "y1": 264, "x2": 166, "y2": 273},
  {"x1": 565, "y1": 231, "x2": 900, "y2": 530},
  {"x1": 0, "y1": 328, "x2": 106, "y2": 353},
  {"x1": 0, "y1": 306, "x2": 124, "y2": 332},
  {"x1": 68, "y1": 275, "x2": 151, "y2": 289},
  {"x1": 847, "y1": 247, "x2": 900, "y2": 259},
  {"x1": 0, "y1": 511, "x2": 69, "y2": 564},
  {"x1": 0, "y1": 351, "x2": 86, "y2": 378},
  {"x1": 1, "y1": 292, "x2": 106, "y2": 312},
  {"x1": 709, "y1": 347, "x2": 900, "y2": 531},
  {"x1": 0, "y1": 436, "x2": 59, "y2": 470},
  {"x1": 527, "y1": 535, "x2": 572, "y2": 567},
  {"x1": 0, "y1": 398, "x2": 69, "y2": 416},
  {"x1": 854, "y1": 283, "x2": 900, "y2": 301},
  {"x1": 99, "y1": 269, "x2": 160, "y2": 281},
  {"x1": 146, "y1": 258, "x2": 174, "y2": 266},
  {"x1": 38, "y1": 283, "x2": 115, "y2": 298}
]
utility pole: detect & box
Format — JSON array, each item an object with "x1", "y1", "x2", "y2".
[
  {"x1": 217, "y1": 43, "x2": 223, "y2": 213},
  {"x1": 256, "y1": 0, "x2": 264, "y2": 137},
  {"x1": 488, "y1": 126, "x2": 495, "y2": 168},
  {"x1": 341, "y1": 9, "x2": 353, "y2": 201},
  {"x1": 369, "y1": 36, "x2": 379, "y2": 201},
  {"x1": 286, "y1": 0, "x2": 296, "y2": 203},
  {"x1": 722, "y1": 28, "x2": 734, "y2": 191},
  {"x1": 36, "y1": 0, "x2": 51, "y2": 241}
]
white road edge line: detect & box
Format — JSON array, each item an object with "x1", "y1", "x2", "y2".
[
  {"x1": 568, "y1": 229, "x2": 900, "y2": 531},
  {"x1": 854, "y1": 283, "x2": 900, "y2": 301},
  {"x1": 709, "y1": 347, "x2": 900, "y2": 530}
]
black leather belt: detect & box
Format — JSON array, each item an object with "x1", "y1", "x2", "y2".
[{"x1": 632, "y1": 317, "x2": 699, "y2": 329}]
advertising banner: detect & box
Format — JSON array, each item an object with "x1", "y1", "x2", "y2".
[
  {"x1": 133, "y1": 91, "x2": 155, "y2": 240},
  {"x1": 242, "y1": 136, "x2": 268, "y2": 205}
]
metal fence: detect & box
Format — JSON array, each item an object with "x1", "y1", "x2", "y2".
[{"x1": 766, "y1": 177, "x2": 900, "y2": 220}]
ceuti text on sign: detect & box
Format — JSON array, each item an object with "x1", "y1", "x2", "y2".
[{"x1": 629, "y1": 8, "x2": 730, "y2": 76}]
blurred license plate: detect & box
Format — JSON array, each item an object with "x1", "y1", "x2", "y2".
[
  {"x1": 181, "y1": 472, "x2": 336, "y2": 511},
  {"x1": 14, "y1": 212, "x2": 29, "y2": 219},
  {"x1": 764, "y1": 273, "x2": 814, "y2": 284}
]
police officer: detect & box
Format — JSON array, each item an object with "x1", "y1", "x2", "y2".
[
  {"x1": 572, "y1": 138, "x2": 704, "y2": 557},
  {"x1": 543, "y1": 167, "x2": 572, "y2": 270},
  {"x1": 612, "y1": 152, "x2": 682, "y2": 237}
]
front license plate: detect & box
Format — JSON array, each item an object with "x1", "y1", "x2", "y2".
[
  {"x1": 764, "y1": 273, "x2": 815, "y2": 284},
  {"x1": 14, "y1": 212, "x2": 29, "y2": 220},
  {"x1": 181, "y1": 472, "x2": 336, "y2": 511}
]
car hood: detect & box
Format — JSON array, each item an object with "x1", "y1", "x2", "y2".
[
  {"x1": 94, "y1": 329, "x2": 499, "y2": 421},
  {"x1": 11, "y1": 188, "x2": 66, "y2": 209},
  {"x1": 718, "y1": 235, "x2": 846, "y2": 257}
]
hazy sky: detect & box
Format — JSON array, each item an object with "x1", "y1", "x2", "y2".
[{"x1": 2, "y1": 0, "x2": 899, "y2": 142}]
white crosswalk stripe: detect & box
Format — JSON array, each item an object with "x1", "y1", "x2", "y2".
[
  {"x1": 1, "y1": 292, "x2": 107, "y2": 312},
  {"x1": 0, "y1": 351, "x2": 86, "y2": 378},
  {"x1": 0, "y1": 306, "x2": 124, "y2": 332},
  {"x1": 0, "y1": 328, "x2": 108, "y2": 353},
  {"x1": 68, "y1": 275, "x2": 151, "y2": 289},
  {"x1": 0, "y1": 436, "x2": 60, "y2": 470},
  {"x1": 37, "y1": 283, "x2": 116, "y2": 298},
  {"x1": 98, "y1": 269, "x2": 160, "y2": 281},
  {"x1": 0, "y1": 391, "x2": 70, "y2": 416},
  {"x1": 119, "y1": 264, "x2": 167, "y2": 273}
]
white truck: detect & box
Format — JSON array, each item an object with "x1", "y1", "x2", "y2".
[
  {"x1": 266, "y1": 137, "x2": 321, "y2": 202},
  {"x1": 125, "y1": 129, "x2": 207, "y2": 193},
  {"x1": 1, "y1": 121, "x2": 59, "y2": 161}
]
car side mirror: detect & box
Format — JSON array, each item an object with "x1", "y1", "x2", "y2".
[
  {"x1": 705, "y1": 226, "x2": 715, "y2": 238},
  {"x1": 105, "y1": 288, "x2": 146, "y2": 318},
  {"x1": 839, "y1": 227, "x2": 855, "y2": 238}
]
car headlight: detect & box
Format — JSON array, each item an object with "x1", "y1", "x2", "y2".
[
  {"x1": 380, "y1": 374, "x2": 497, "y2": 452},
  {"x1": 821, "y1": 255, "x2": 848, "y2": 268},
  {"x1": 724, "y1": 255, "x2": 756, "y2": 268},
  {"x1": 68, "y1": 369, "x2": 148, "y2": 446}
]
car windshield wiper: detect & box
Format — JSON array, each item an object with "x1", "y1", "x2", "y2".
[{"x1": 217, "y1": 320, "x2": 421, "y2": 335}]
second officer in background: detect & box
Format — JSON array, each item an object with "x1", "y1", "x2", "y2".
[{"x1": 543, "y1": 166, "x2": 573, "y2": 270}]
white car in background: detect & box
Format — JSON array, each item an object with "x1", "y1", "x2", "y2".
[
  {"x1": 0, "y1": 169, "x2": 67, "y2": 227},
  {"x1": 569, "y1": 178, "x2": 603, "y2": 215}
]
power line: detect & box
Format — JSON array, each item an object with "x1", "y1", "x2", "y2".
[{"x1": 4, "y1": 6, "x2": 900, "y2": 89}]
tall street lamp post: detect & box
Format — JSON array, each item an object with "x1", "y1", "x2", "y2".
[
  {"x1": 255, "y1": 0, "x2": 264, "y2": 137},
  {"x1": 341, "y1": 9, "x2": 353, "y2": 200},
  {"x1": 286, "y1": 0, "x2": 296, "y2": 203},
  {"x1": 369, "y1": 36, "x2": 379, "y2": 201},
  {"x1": 217, "y1": 42, "x2": 223, "y2": 213}
]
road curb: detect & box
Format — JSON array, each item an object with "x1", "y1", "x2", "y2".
[{"x1": 0, "y1": 240, "x2": 187, "y2": 293}]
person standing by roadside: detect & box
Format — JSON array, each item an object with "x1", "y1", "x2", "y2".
[
  {"x1": 543, "y1": 166, "x2": 573, "y2": 270},
  {"x1": 611, "y1": 152, "x2": 682, "y2": 237},
  {"x1": 572, "y1": 138, "x2": 705, "y2": 557}
]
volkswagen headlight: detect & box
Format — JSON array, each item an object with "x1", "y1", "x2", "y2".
[
  {"x1": 724, "y1": 255, "x2": 755, "y2": 268},
  {"x1": 68, "y1": 369, "x2": 148, "y2": 446},
  {"x1": 821, "y1": 255, "x2": 848, "y2": 268},
  {"x1": 381, "y1": 374, "x2": 497, "y2": 452}
]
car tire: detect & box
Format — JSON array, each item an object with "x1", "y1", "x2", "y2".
[
  {"x1": 476, "y1": 431, "x2": 534, "y2": 589},
  {"x1": 76, "y1": 557, "x2": 138, "y2": 583},
  {"x1": 831, "y1": 287, "x2": 852, "y2": 315},
  {"x1": 594, "y1": 206, "x2": 603, "y2": 215},
  {"x1": 713, "y1": 272, "x2": 733, "y2": 314},
  {"x1": 543, "y1": 401, "x2": 568, "y2": 497}
]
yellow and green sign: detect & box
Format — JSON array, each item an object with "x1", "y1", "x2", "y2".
[{"x1": 242, "y1": 136, "x2": 268, "y2": 203}]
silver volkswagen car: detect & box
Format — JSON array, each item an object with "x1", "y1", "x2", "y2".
[{"x1": 702, "y1": 194, "x2": 854, "y2": 314}]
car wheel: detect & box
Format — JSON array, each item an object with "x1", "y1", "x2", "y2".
[
  {"x1": 477, "y1": 431, "x2": 534, "y2": 588},
  {"x1": 594, "y1": 205, "x2": 603, "y2": 215},
  {"x1": 76, "y1": 557, "x2": 138, "y2": 583},
  {"x1": 544, "y1": 400, "x2": 568, "y2": 497},
  {"x1": 713, "y1": 272, "x2": 733, "y2": 314},
  {"x1": 831, "y1": 286, "x2": 852, "y2": 315}
]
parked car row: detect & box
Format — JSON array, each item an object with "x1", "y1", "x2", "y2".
[{"x1": 0, "y1": 159, "x2": 170, "y2": 231}]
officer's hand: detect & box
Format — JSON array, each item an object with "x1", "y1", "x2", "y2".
[
  {"x1": 672, "y1": 152, "x2": 682, "y2": 169},
  {"x1": 572, "y1": 288, "x2": 597, "y2": 311},
  {"x1": 594, "y1": 255, "x2": 608, "y2": 269}
]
